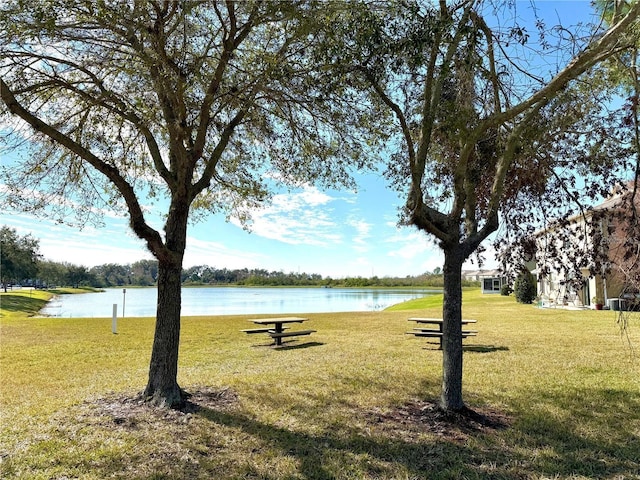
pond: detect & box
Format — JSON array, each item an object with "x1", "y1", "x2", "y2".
[{"x1": 40, "y1": 286, "x2": 439, "y2": 318}]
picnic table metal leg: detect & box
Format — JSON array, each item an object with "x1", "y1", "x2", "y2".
[
  {"x1": 274, "y1": 323, "x2": 283, "y2": 346},
  {"x1": 439, "y1": 324, "x2": 443, "y2": 350}
]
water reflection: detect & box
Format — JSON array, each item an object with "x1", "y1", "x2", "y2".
[{"x1": 41, "y1": 287, "x2": 439, "y2": 318}]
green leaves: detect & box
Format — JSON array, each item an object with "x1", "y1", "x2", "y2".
[
  {"x1": 0, "y1": 226, "x2": 41, "y2": 285},
  {"x1": 0, "y1": 1, "x2": 389, "y2": 236}
]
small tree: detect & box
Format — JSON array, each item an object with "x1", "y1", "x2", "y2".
[
  {"x1": 325, "y1": 0, "x2": 640, "y2": 410},
  {"x1": 514, "y1": 270, "x2": 537, "y2": 304},
  {"x1": 500, "y1": 284, "x2": 512, "y2": 296}
]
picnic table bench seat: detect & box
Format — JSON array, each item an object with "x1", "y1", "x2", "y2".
[
  {"x1": 269, "y1": 329, "x2": 316, "y2": 339},
  {"x1": 242, "y1": 317, "x2": 314, "y2": 345},
  {"x1": 406, "y1": 317, "x2": 479, "y2": 349},
  {"x1": 408, "y1": 330, "x2": 478, "y2": 337},
  {"x1": 241, "y1": 327, "x2": 288, "y2": 334},
  {"x1": 408, "y1": 331, "x2": 443, "y2": 337}
]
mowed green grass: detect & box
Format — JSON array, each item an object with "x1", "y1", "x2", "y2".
[{"x1": 1, "y1": 289, "x2": 639, "y2": 479}]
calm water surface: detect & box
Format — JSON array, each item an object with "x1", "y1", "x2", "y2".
[{"x1": 41, "y1": 287, "x2": 439, "y2": 318}]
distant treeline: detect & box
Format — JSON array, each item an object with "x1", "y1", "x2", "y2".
[
  {"x1": 1, "y1": 225, "x2": 477, "y2": 289},
  {"x1": 29, "y1": 259, "x2": 479, "y2": 289}
]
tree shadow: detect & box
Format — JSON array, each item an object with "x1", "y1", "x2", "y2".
[
  {"x1": 192, "y1": 403, "x2": 462, "y2": 479},
  {"x1": 274, "y1": 341, "x2": 325, "y2": 350},
  {"x1": 0, "y1": 293, "x2": 49, "y2": 314},
  {"x1": 504, "y1": 386, "x2": 640, "y2": 478},
  {"x1": 180, "y1": 384, "x2": 639, "y2": 479},
  {"x1": 463, "y1": 344, "x2": 510, "y2": 353},
  {"x1": 40, "y1": 383, "x2": 639, "y2": 479}
]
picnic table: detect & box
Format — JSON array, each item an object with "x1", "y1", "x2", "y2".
[
  {"x1": 241, "y1": 317, "x2": 316, "y2": 346},
  {"x1": 406, "y1": 317, "x2": 478, "y2": 349}
]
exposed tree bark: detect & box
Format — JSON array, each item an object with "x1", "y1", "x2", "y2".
[
  {"x1": 441, "y1": 245, "x2": 465, "y2": 411},
  {"x1": 145, "y1": 254, "x2": 184, "y2": 407},
  {"x1": 143, "y1": 197, "x2": 189, "y2": 406}
]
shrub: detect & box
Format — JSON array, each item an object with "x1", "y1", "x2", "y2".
[
  {"x1": 500, "y1": 284, "x2": 513, "y2": 296},
  {"x1": 514, "y1": 270, "x2": 537, "y2": 304}
]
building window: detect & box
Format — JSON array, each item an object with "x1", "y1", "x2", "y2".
[{"x1": 484, "y1": 278, "x2": 501, "y2": 292}]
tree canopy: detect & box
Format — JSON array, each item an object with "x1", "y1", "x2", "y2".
[
  {"x1": 2, "y1": 0, "x2": 639, "y2": 411},
  {"x1": 0, "y1": 1, "x2": 379, "y2": 228},
  {"x1": 0, "y1": 0, "x2": 383, "y2": 407},
  {"x1": 318, "y1": 0, "x2": 640, "y2": 410},
  {"x1": 0, "y1": 226, "x2": 40, "y2": 291}
]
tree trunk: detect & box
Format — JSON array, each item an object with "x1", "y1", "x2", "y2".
[
  {"x1": 441, "y1": 246, "x2": 465, "y2": 411},
  {"x1": 143, "y1": 202, "x2": 189, "y2": 408},
  {"x1": 143, "y1": 255, "x2": 185, "y2": 407}
]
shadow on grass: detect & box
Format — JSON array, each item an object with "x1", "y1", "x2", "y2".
[
  {"x1": 5, "y1": 386, "x2": 637, "y2": 479},
  {"x1": 0, "y1": 293, "x2": 49, "y2": 315},
  {"x1": 251, "y1": 341, "x2": 325, "y2": 350},
  {"x1": 508, "y1": 386, "x2": 640, "y2": 478},
  {"x1": 419, "y1": 343, "x2": 509, "y2": 353},
  {"x1": 194, "y1": 404, "x2": 460, "y2": 479},
  {"x1": 184, "y1": 385, "x2": 639, "y2": 479},
  {"x1": 275, "y1": 341, "x2": 325, "y2": 351},
  {"x1": 464, "y1": 344, "x2": 510, "y2": 353}
]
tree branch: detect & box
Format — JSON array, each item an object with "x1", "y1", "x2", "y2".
[
  {"x1": 490, "y1": 1, "x2": 640, "y2": 128},
  {"x1": 0, "y1": 77, "x2": 166, "y2": 257},
  {"x1": 8, "y1": 53, "x2": 174, "y2": 186},
  {"x1": 193, "y1": 1, "x2": 259, "y2": 158}
]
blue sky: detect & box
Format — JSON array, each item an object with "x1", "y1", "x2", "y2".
[
  {"x1": 0, "y1": 1, "x2": 601, "y2": 278},
  {"x1": 0, "y1": 170, "x2": 455, "y2": 278}
]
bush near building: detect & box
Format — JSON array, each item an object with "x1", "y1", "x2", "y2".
[{"x1": 514, "y1": 270, "x2": 537, "y2": 304}]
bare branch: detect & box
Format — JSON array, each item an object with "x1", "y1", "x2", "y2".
[{"x1": 0, "y1": 77, "x2": 166, "y2": 256}]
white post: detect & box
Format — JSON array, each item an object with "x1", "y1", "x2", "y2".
[
  {"x1": 122, "y1": 288, "x2": 126, "y2": 318},
  {"x1": 112, "y1": 303, "x2": 118, "y2": 334}
]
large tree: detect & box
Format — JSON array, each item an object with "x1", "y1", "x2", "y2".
[
  {"x1": 0, "y1": 0, "x2": 379, "y2": 407},
  {"x1": 0, "y1": 225, "x2": 41, "y2": 291},
  {"x1": 327, "y1": 0, "x2": 640, "y2": 411}
]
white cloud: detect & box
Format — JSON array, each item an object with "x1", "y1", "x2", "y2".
[
  {"x1": 183, "y1": 237, "x2": 265, "y2": 269},
  {"x1": 0, "y1": 182, "x2": 133, "y2": 225},
  {"x1": 41, "y1": 230, "x2": 152, "y2": 266},
  {"x1": 463, "y1": 242, "x2": 499, "y2": 270},
  {"x1": 388, "y1": 242, "x2": 430, "y2": 260},
  {"x1": 232, "y1": 186, "x2": 343, "y2": 246},
  {"x1": 386, "y1": 230, "x2": 435, "y2": 259},
  {"x1": 347, "y1": 217, "x2": 373, "y2": 253},
  {"x1": 1, "y1": 211, "x2": 149, "y2": 266},
  {"x1": 419, "y1": 255, "x2": 445, "y2": 273}
]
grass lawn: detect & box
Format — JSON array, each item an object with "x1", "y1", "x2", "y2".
[{"x1": 1, "y1": 288, "x2": 639, "y2": 479}]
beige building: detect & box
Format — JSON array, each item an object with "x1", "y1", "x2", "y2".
[
  {"x1": 534, "y1": 182, "x2": 639, "y2": 309},
  {"x1": 462, "y1": 269, "x2": 507, "y2": 294}
]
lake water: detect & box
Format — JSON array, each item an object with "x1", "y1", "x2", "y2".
[{"x1": 40, "y1": 287, "x2": 439, "y2": 318}]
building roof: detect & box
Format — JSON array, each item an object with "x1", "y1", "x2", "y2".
[
  {"x1": 462, "y1": 269, "x2": 503, "y2": 278},
  {"x1": 535, "y1": 179, "x2": 639, "y2": 235}
]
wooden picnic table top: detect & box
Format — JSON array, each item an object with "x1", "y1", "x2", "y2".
[
  {"x1": 408, "y1": 317, "x2": 477, "y2": 324},
  {"x1": 249, "y1": 317, "x2": 308, "y2": 325}
]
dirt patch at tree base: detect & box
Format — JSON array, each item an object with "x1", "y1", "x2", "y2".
[
  {"x1": 368, "y1": 399, "x2": 512, "y2": 443},
  {"x1": 76, "y1": 386, "x2": 240, "y2": 430},
  {"x1": 76, "y1": 389, "x2": 510, "y2": 446}
]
